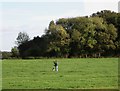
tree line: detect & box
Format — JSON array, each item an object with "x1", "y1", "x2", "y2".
[{"x1": 1, "y1": 10, "x2": 120, "y2": 59}]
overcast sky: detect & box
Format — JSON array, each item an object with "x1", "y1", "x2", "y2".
[{"x1": 0, "y1": 0, "x2": 119, "y2": 51}]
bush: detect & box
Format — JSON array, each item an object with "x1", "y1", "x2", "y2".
[{"x1": 2, "y1": 52, "x2": 12, "y2": 59}]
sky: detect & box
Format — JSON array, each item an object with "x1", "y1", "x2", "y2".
[
  {"x1": 118, "y1": 1, "x2": 120, "y2": 13},
  {"x1": 0, "y1": 0, "x2": 119, "y2": 51}
]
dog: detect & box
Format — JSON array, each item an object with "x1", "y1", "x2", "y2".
[{"x1": 52, "y1": 67, "x2": 55, "y2": 71}]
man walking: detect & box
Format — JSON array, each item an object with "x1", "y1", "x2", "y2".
[{"x1": 53, "y1": 60, "x2": 58, "y2": 72}]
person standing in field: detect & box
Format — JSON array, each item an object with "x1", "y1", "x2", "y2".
[{"x1": 53, "y1": 60, "x2": 58, "y2": 72}]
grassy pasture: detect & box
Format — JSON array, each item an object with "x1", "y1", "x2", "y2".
[{"x1": 2, "y1": 58, "x2": 118, "y2": 89}]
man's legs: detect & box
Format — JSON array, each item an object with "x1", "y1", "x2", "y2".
[{"x1": 56, "y1": 66, "x2": 58, "y2": 72}]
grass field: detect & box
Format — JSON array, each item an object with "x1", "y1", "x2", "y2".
[{"x1": 2, "y1": 58, "x2": 118, "y2": 89}]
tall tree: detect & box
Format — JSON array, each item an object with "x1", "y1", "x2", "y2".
[
  {"x1": 46, "y1": 21, "x2": 70, "y2": 57},
  {"x1": 16, "y1": 32, "x2": 30, "y2": 46}
]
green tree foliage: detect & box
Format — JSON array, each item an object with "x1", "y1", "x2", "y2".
[
  {"x1": 2, "y1": 52, "x2": 12, "y2": 59},
  {"x1": 16, "y1": 32, "x2": 30, "y2": 46},
  {"x1": 17, "y1": 10, "x2": 119, "y2": 58},
  {"x1": 11, "y1": 46, "x2": 19, "y2": 58},
  {"x1": 18, "y1": 36, "x2": 48, "y2": 58},
  {"x1": 91, "y1": 10, "x2": 120, "y2": 56},
  {"x1": 47, "y1": 21, "x2": 70, "y2": 57}
]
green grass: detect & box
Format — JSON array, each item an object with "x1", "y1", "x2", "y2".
[
  {"x1": 2, "y1": 58, "x2": 118, "y2": 89},
  {"x1": 0, "y1": 60, "x2": 2, "y2": 90}
]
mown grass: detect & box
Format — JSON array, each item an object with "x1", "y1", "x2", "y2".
[
  {"x1": 2, "y1": 58, "x2": 118, "y2": 89},
  {"x1": 0, "y1": 60, "x2": 2, "y2": 90}
]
